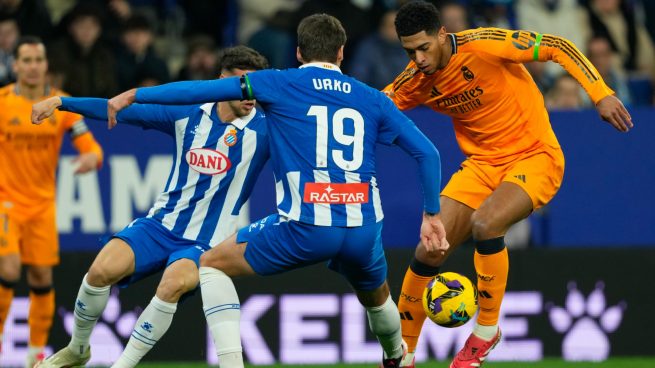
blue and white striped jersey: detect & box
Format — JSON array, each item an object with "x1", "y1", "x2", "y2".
[
  {"x1": 135, "y1": 63, "x2": 442, "y2": 227},
  {"x1": 60, "y1": 98, "x2": 269, "y2": 246},
  {"x1": 246, "y1": 63, "x2": 419, "y2": 226}
]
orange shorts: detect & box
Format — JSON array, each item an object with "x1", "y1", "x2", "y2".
[
  {"x1": 0, "y1": 201, "x2": 59, "y2": 266},
  {"x1": 441, "y1": 144, "x2": 565, "y2": 210}
]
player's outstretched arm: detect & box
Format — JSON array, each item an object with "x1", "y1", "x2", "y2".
[
  {"x1": 107, "y1": 77, "x2": 245, "y2": 128},
  {"x1": 595, "y1": 95, "x2": 633, "y2": 132},
  {"x1": 31, "y1": 96, "x2": 62, "y2": 124}
]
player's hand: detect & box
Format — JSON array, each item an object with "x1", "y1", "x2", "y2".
[
  {"x1": 72, "y1": 152, "x2": 99, "y2": 174},
  {"x1": 420, "y1": 212, "x2": 449, "y2": 254},
  {"x1": 596, "y1": 95, "x2": 633, "y2": 132},
  {"x1": 107, "y1": 88, "x2": 136, "y2": 129},
  {"x1": 31, "y1": 96, "x2": 62, "y2": 124}
]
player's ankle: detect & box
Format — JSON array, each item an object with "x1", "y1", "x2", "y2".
[{"x1": 473, "y1": 323, "x2": 499, "y2": 340}]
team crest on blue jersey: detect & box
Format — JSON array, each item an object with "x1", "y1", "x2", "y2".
[{"x1": 224, "y1": 129, "x2": 238, "y2": 147}]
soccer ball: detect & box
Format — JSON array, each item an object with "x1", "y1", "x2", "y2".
[{"x1": 422, "y1": 272, "x2": 478, "y2": 328}]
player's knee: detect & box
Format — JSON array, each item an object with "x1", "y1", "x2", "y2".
[
  {"x1": 0, "y1": 276, "x2": 18, "y2": 290},
  {"x1": 156, "y1": 276, "x2": 190, "y2": 302},
  {"x1": 87, "y1": 262, "x2": 121, "y2": 287},
  {"x1": 471, "y1": 211, "x2": 500, "y2": 240}
]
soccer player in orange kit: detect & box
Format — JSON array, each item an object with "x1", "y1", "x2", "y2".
[
  {"x1": 0, "y1": 36, "x2": 103, "y2": 368},
  {"x1": 384, "y1": 2, "x2": 633, "y2": 368}
]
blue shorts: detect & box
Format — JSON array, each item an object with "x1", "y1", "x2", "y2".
[
  {"x1": 237, "y1": 215, "x2": 387, "y2": 291},
  {"x1": 113, "y1": 217, "x2": 210, "y2": 288}
]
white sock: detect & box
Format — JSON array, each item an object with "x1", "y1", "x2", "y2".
[
  {"x1": 473, "y1": 322, "x2": 499, "y2": 341},
  {"x1": 366, "y1": 295, "x2": 403, "y2": 359},
  {"x1": 68, "y1": 274, "x2": 110, "y2": 356},
  {"x1": 199, "y1": 267, "x2": 243, "y2": 368},
  {"x1": 111, "y1": 296, "x2": 177, "y2": 368}
]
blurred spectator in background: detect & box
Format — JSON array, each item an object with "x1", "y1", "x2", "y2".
[
  {"x1": 48, "y1": 4, "x2": 117, "y2": 97},
  {"x1": 242, "y1": 0, "x2": 301, "y2": 69},
  {"x1": 350, "y1": 9, "x2": 406, "y2": 89},
  {"x1": 517, "y1": 0, "x2": 591, "y2": 93},
  {"x1": 546, "y1": 74, "x2": 586, "y2": 110},
  {"x1": 180, "y1": 0, "x2": 233, "y2": 47},
  {"x1": 587, "y1": 36, "x2": 631, "y2": 105},
  {"x1": 439, "y1": 1, "x2": 470, "y2": 33},
  {"x1": 583, "y1": 0, "x2": 655, "y2": 75},
  {"x1": 0, "y1": 16, "x2": 18, "y2": 86},
  {"x1": 117, "y1": 14, "x2": 169, "y2": 89},
  {"x1": 469, "y1": 0, "x2": 514, "y2": 29},
  {"x1": 176, "y1": 34, "x2": 218, "y2": 81},
  {"x1": 0, "y1": 0, "x2": 52, "y2": 39}
]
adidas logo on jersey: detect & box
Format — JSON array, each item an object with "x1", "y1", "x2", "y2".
[{"x1": 186, "y1": 148, "x2": 231, "y2": 175}]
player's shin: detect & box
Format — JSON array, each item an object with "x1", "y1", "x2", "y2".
[
  {"x1": 367, "y1": 295, "x2": 403, "y2": 359},
  {"x1": 398, "y1": 259, "x2": 440, "y2": 355},
  {"x1": 112, "y1": 296, "x2": 177, "y2": 368},
  {"x1": 200, "y1": 267, "x2": 243, "y2": 368},
  {"x1": 0, "y1": 277, "x2": 16, "y2": 340},
  {"x1": 28, "y1": 286, "x2": 55, "y2": 351},
  {"x1": 68, "y1": 274, "x2": 110, "y2": 355},
  {"x1": 473, "y1": 237, "x2": 508, "y2": 338}
]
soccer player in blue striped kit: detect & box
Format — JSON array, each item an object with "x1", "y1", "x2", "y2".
[
  {"x1": 30, "y1": 46, "x2": 270, "y2": 368},
  {"x1": 108, "y1": 14, "x2": 450, "y2": 368}
]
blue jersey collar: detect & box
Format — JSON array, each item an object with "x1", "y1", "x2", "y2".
[{"x1": 299, "y1": 62, "x2": 343, "y2": 74}]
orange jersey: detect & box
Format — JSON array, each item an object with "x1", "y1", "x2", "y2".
[
  {"x1": 0, "y1": 84, "x2": 103, "y2": 219},
  {"x1": 385, "y1": 28, "x2": 614, "y2": 164}
]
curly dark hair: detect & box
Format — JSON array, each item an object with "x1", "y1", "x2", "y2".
[
  {"x1": 395, "y1": 1, "x2": 442, "y2": 37},
  {"x1": 297, "y1": 14, "x2": 347, "y2": 63},
  {"x1": 217, "y1": 46, "x2": 269, "y2": 73}
]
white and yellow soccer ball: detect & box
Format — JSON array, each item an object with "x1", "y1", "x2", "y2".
[{"x1": 422, "y1": 272, "x2": 478, "y2": 328}]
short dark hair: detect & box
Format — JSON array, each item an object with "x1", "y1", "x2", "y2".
[
  {"x1": 217, "y1": 46, "x2": 269, "y2": 73},
  {"x1": 123, "y1": 14, "x2": 153, "y2": 33},
  {"x1": 297, "y1": 14, "x2": 347, "y2": 63},
  {"x1": 395, "y1": 1, "x2": 441, "y2": 37},
  {"x1": 14, "y1": 36, "x2": 44, "y2": 59}
]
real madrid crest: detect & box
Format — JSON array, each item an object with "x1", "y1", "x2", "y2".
[
  {"x1": 461, "y1": 66, "x2": 474, "y2": 82},
  {"x1": 224, "y1": 129, "x2": 238, "y2": 147}
]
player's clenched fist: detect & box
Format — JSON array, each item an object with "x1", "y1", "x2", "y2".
[
  {"x1": 31, "y1": 96, "x2": 62, "y2": 124},
  {"x1": 420, "y1": 212, "x2": 449, "y2": 254},
  {"x1": 107, "y1": 88, "x2": 136, "y2": 129}
]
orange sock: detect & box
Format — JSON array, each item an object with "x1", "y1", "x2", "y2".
[
  {"x1": 398, "y1": 261, "x2": 440, "y2": 353},
  {"x1": 0, "y1": 284, "x2": 14, "y2": 336},
  {"x1": 28, "y1": 287, "x2": 55, "y2": 347},
  {"x1": 473, "y1": 237, "x2": 508, "y2": 326}
]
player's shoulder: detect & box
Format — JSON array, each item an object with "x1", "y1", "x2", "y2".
[
  {"x1": 0, "y1": 84, "x2": 14, "y2": 98},
  {"x1": 455, "y1": 27, "x2": 511, "y2": 48},
  {"x1": 248, "y1": 108, "x2": 268, "y2": 134}
]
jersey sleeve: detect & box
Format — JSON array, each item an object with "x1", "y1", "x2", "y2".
[
  {"x1": 456, "y1": 28, "x2": 614, "y2": 103},
  {"x1": 60, "y1": 97, "x2": 190, "y2": 136},
  {"x1": 136, "y1": 77, "x2": 244, "y2": 105},
  {"x1": 382, "y1": 62, "x2": 427, "y2": 110},
  {"x1": 70, "y1": 130, "x2": 104, "y2": 168},
  {"x1": 376, "y1": 91, "x2": 415, "y2": 145},
  {"x1": 244, "y1": 69, "x2": 288, "y2": 105}
]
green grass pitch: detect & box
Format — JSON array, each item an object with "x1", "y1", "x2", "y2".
[{"x1": 138, "y1": 358, "x2": 655, "y2": 368}]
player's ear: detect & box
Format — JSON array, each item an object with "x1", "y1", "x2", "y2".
[
  {"x1": 437, "y1": 26, "x2": 447, "y2": 44},
  {"x1": 296, "y1": 47, "x2": 304, "y2": 64},
  {"x1": 336, "y1": 46, "x2": 344, "y2": 66}
]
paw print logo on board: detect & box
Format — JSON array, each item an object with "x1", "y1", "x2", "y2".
[{"x1": 547, "y1": 282, "x2": 626, "y2": 361}]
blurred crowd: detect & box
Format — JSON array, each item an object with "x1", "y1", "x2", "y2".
[{"x1": 1, "y1": 0, "x2": 654, "y2": 109}]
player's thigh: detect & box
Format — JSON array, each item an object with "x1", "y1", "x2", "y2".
[
  {"x1": 236, "y1": 214, "x2": 343, "y2": 277},
  {"x1": 503, "y1": 146, "x2": 565, "y2": 210},
  {"x1": 87, "y1": 238, "x2": 136, "y2": 287},
  {"x1": 20, "y1": 202, "x2": 59, "y2": 267},
  {"x1": 0, "y1": 209, "x2": 21, "y2": 280},
  {"x1": 472, "y1": 181, "x2": 534, "y2": 239},
  {"x1": 201, "y1": 233, "x2": 253, "y2": 277},
  {"x1": 330, "y1": 222, "x2": 386, "y2": 293}
]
